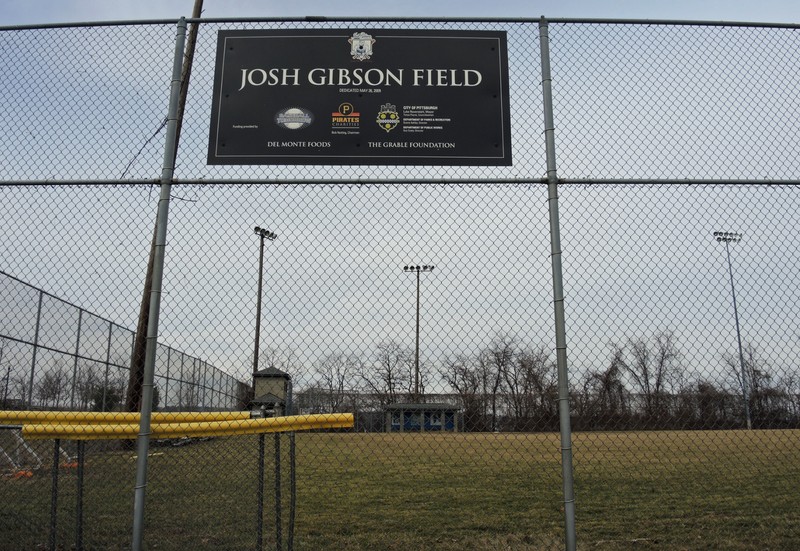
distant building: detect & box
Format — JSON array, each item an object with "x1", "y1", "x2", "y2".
[
  {"x1": 251, "y1": 366, "x2": 290, "y2": 417},
  {"x1": 384, "y1": 403, "x2": 461, "y2": 432}
]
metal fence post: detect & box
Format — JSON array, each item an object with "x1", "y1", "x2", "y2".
[
  {"x1": 538, "y1": 17, "x2": 577, "y2": 551},
  {"x1": 48, "y1": 439, "x2": 60, "y2": 551},
  {"x1": 275, "y1": 433, "x2": 282, "y2": 551},
  {"x1": 76, "y1": 440, "x2": 86, "y2": 551},
  {"x1": 131, "y1": 17, "x2": 187, "y2": 551},
  {"x1": 257, "y1": 433, "x2": 266, "y2": 551},
  {"x1": 288, "y1": 380, "x2": 296, "y2": 551}
]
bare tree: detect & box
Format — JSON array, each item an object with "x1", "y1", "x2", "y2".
[
  {"x1": 694, "y1": 379, "x2": 733, "y2": 428},
  {"x1": 36, "y1": 360, "x2": 69, "y2": 408},
  {"x1": 315, "y1": 352, "x2": 361, "y2": 412},
  {"x1": 518, "y1": 345, "x2": 557, "y2": 419},
  {"x1": 580, "y1": 347, "x2": 629, "y2": 427},
  {"x1": 781, "y1": 371, "x2": 800, "y2": 422},
  {"x1": 725, "y1": 343, "x2": 782, "y2": 424},
  {"x1": 258, "y1": 345, "x2": 297, "y2": 374},
  {"x1": 616, "y1": 331, "x2": 683, "y2": 420},
  {"x1": 75, "y1": 361, "x2": 102, "y2": 410},
  {"x1": 439, "y1": 353, "x2": 486, "y2": 431},
  {"x1": 12, "y1": 372, "x2": 30, "y2": 405},
  {"x1": 180, "y1": 378, "x2": 200, "y2": 410},
  {"x1": 297, "y1": 385, "x2": 326, "y2": 414},
  {"x1": 482, "y1": 334, "x2": 515, "y2": 431},
  {"x1": 360, "y1": 340, "x2": 412, "y2": 405},
  {"x1": 499, "y1": 346, "x2": 527, "y2": 423}
]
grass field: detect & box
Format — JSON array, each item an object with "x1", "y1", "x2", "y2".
[{"x1": 2, "y1": 430, "x2": 799, "y2": 550}]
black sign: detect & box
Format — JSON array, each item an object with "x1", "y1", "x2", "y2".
[{"x1": 207, "y1": 29, "x2": 512, "y2": 166}]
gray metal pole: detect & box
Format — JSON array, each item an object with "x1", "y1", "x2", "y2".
[
  {"x1": 254, "y1": 233, "x2": 265, "y2": 375},
  {"x1": 49, "y1": 439, "x2": 60, "y2": 551},
  {"x1": 539, "y1": 17, "x2": 577, "y2": 551},
  {"x1": 288, "y1": 379, "x2": 296, "y2": 551},
  {"x1": 101, "y1": 325, "x2": 112, "y2": 411},
  {"x1": 724, "y1": 239, "x2": 752, "y2": 429},
  {"x1": 257, "y1": 433, "x2": 265, "y2": 551},
  {"x1": 403, "y1": 265, "x2": 433, "y2": 402},
  {"x1": 131, "y1": 18, "x2": 187, "y2": 551},
  {"x1": 415, "y1": 268, "x2": 420, "y2": 402},
  {"x1": 275, "y1": 433, "x2": 282, "y2": 551},
  {"x1": 76, "y1": 440, "x2": 85, "y2": 551},
  {"x1": 70, "y1": 310, "x2": 83, "y2": 409},
  {"x1": 28, "y1": 291, "x2": 43, "y2": 407}
]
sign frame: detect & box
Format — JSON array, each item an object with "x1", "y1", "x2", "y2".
[{"x1": 207, "y1": 29, "x2": 512, "y2": 166}]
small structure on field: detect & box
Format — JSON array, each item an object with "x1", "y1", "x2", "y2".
[
  {"x1": 384, "y1": 403, "x2": 460, "y2": 432},
  {"x1": 251, "y1": 366, "x2": 290, "y2": 417}
]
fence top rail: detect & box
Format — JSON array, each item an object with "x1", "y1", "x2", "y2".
[
  {"x1": 546, "y1": 17, "x2": 800, "y2": 28},
  {"x1": 0, "y1": 179, "x2": 545, "y2": 186},
  {"x1": 4, "y1": 179, "x2": 800, "y2": 187},
  {"x1": 2, "y1": 16, "x2": 799, "y2": 32}
]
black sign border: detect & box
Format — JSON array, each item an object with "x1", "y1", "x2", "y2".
[{"x1": 207, "y1": 29, "x2": 512, "y2": 166}]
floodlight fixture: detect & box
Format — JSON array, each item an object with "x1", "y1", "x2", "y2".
[
  {"x1": 255, "y1": 226, "x2": 277, "y2": 241},
  {"x1": 714, "y1": 231, "x2": 742, "y2": 243},
  {"x1": 404, "y1": 264, "x2": 434, "y2": 273}
]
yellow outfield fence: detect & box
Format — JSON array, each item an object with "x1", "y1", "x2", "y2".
[
  {"x1": 0, "y1": 410, "x2": 253, "y2": 425},
  {"x1": 0, "y1": 411, "x2": 354, "y2": 440}
]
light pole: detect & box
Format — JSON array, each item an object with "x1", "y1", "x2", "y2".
[
  {"x1": 252, "y1": 226, "x2": 277, "y2": 551},
  {"x1": 253, "y1": 227, "x2": 277, "y2": 375},
  {"x1": 714, "y1": 231, "x2": 752, "y2": 430},
  {"x1": 403, "y1": 264, "x2": 434, "y2": 403}
]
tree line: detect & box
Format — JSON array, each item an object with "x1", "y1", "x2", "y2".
[
  {"x1": 2, "y1": 356, "x2": 130, "y2": 411},
  {"x1": 5, "y1": 331, "x2": 799, "y2": 430},
  {"x1": 288, "y1": 331, "x2": 800, "y2": 431}
]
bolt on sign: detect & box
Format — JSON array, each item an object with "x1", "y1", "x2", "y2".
[{"x1": 207, "y1": 29, "x2": 512, "y2": 166}]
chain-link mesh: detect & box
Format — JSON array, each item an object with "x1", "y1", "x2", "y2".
[
  {"x1": 0, "y1": 24, "x2": 176, "y2": 182},
  {"x1": 559, "y1": 183, "x2": 800, "y2": 547},
  {"x1": 1, "y1": 17, "x2": 799, "y2": 551},
  {"x1": 548, "y1": 22, "x2": 800, "y2": 181},
  {"x1": 0, "y1": 270, "x2": 242, "y2": 411}
]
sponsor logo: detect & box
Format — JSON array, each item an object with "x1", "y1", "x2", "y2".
[
  {"x1": 376, "y1": 103, "x2": 399, "y2": 133},
  {"x1": 274, "y1": 107, "x2": 313, "y2": 130},
  {"x1": 349, "y1": 32, "x2": 375, "y2": 61},
  {"x1": 332, "y1": 102, "x2": 360, "y2": 134}
]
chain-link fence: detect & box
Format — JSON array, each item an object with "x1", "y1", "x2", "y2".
[
  {"x1": 1, "y1": 17, "x2": 799, "y2": 551},
  {"x1": 0, "y1": 270, "x2": 245, "y2": 412}
]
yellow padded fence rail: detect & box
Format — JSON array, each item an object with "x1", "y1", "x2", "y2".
[
  {"x1": 0, "y1": 410, "x2": 252, "y2": 425},
  {"x1": 0, "y1": 411, "x2": 354, "y2": 440}
]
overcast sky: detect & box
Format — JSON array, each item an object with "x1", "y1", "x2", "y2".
[
  {"x1": 1, "y1": 0, "x2": 799, "y2": 27},
  {"x1": 2, "y1": 0, "x2": 799, "y2": 400}
]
